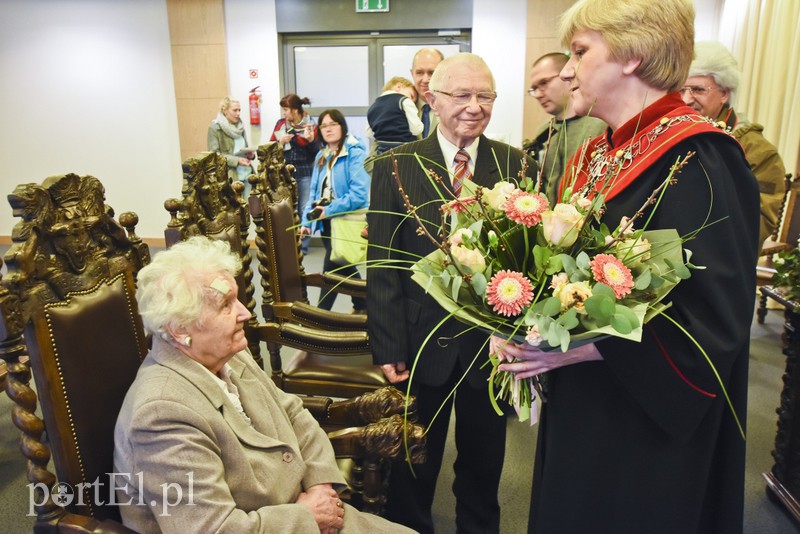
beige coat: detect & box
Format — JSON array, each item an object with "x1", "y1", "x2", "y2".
[{"x1": 114, "y1": 338, "x2": 412, "y2": 533}]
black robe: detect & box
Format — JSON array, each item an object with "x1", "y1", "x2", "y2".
[{"x1": 528, "y1": 95, "x2": 760, "y2": 534}]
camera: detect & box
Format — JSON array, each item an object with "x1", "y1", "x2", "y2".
[{"x1": 307, "y1": 198, "x2": 330, "y2": 220}]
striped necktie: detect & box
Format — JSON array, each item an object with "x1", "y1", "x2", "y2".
[{"x1": 453, "y1": 149, "x2": 472, "y2": 196}]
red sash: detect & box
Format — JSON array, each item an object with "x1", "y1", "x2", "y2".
[{"x1": 561, "y1": 93, "x2": 738, "y2": 202}]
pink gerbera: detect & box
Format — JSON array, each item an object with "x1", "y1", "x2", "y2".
[
  {"x1": 443, "y1": 197, "x2": 477, "y2": 214},
  {"x1": 590, "y1": 253, "x2": 634, "y2": 298},
  {"x1": 486, "y1": 270, "x2": 535, "y2": 317},
  {"x1": 503, "y1": 191, "x2": 549, "y2": 227}
]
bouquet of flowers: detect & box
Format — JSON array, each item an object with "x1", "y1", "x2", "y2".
[{"x1": 404, "y1": 152, "x2": 699, "y2": 422}]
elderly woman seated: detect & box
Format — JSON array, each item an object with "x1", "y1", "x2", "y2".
[{"x1": 113, "y1": 236, "x2": 413, "y2": 533}]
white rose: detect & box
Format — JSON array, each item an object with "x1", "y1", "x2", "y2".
[
  {"x1": 450, "y1": 245, "x2": 487, "y2": 274},
  {"x1": 483, "y1": 181, "x2": 516, "y2": 211},
  {"x1": 542, "y1": 203, "x2": 584, "y2": 248}
]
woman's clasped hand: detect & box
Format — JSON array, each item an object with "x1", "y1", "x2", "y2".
[{"x1": 296, "y1": 484, "x2": 345, "y2": 533}]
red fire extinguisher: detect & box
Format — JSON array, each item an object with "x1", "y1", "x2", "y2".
[{"x1": 249, "y1": 86, "x2": 261, "y2": 126}]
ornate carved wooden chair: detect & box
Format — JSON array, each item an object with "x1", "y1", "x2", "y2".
[
  {"x1": 0, "y1": 173, "x2": 150, "y2": 533},
  {"x1": 163, "y1": 151, "x2": 262, "y2": 366},
  {"x1": 249, "y1": 142, "x2": 388, "y2": 397},
  {"x1": 757, "y1": 173, "x2": 797, "y2": 323}
]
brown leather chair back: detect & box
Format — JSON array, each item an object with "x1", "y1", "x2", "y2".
[
  {"x1": 264, "y1": 197, "x2": 307, "y2": 306},
  {"x1": 27, "y1": 271, "x2": 147, "y2": 521}
]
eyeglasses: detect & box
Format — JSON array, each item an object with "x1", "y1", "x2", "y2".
[
  {"x1": 679, "y1": 85, "x2": 717, "y2": 97},
  {"x1": 319, "y1": 122, "x2": 341, "y2": 130},
  {"x1": 528, "y1": 75, "x2": 560, "y2": 96},
  {"x1": 434, "y1": 90, "x2": 497, "y2": 105}
]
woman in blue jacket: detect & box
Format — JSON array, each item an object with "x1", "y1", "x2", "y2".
[{"x1": 301, "y1": 109, "x2": 369, "y2": 312}]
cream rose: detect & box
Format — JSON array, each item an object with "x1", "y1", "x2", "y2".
[
  {"x1": 483, "y1": 181, "x2": 516, "y2": 211},
  {"x1": 553, "y1": 281, "x2": 593, "y2": 313},
  {"x1": 450, "y1": 245, "x2": 487, "y2": 274},
  {"x1": 542, "y1": 203, "x2": 584, "y2": 248}
]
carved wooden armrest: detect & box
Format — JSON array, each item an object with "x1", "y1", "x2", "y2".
[
  {"x1": 327, "y1": 414, "x2": 426, "y2": 464},
  {"x1": 761, "y1": 243, "x2": 793, "y2": 257},
  {"x1": 272, "y1": 302, "x2": 368, "y2": 330},
  {"x1": 302, "y1": 387, "x2": 417, "y2": 427},
  {"x1": 256, "y1": 322, "x2": 369, "y2": 354}
]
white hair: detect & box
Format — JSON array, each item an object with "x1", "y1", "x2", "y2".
[
  {"x1": 688, "y1": 41, "x2": 740, "y2": 94},
  {"x1": 136, "y1": 236, "x2": 242, "y2": 340},
  {"x1": 428, "y1": 52, "x2": 495, "y2": 92}
]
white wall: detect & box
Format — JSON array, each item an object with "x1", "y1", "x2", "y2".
[
  {"x1": 223, "y1": 0, "x2": 281, "y2": 146},
  {"x1": 473, "y1": 0, "x2": 528, "y2": 147},
  {"x1": 0, "y1": 0, "x2": 182, "y2": 240}
]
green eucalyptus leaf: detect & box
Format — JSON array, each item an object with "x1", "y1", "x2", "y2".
[
  {"x1": 533, "y1": 245, "x2": 550, "y2": 275},
  {"x1": 441, "y1": 269, "x2": 451, "y2": 287},
  {"x1": 585, "y1": 294, "x2": 615, "y2": 323},
  {"x1": 611, "y1": 312, "x2": 634, "y2": 334},
  {"x1": 559, "y1": 328, "x2": 571, "y2": 352},
  {"x1": 576, "y1": 251, "x2": 591, "y2": 270},
  {"x1": 611, "y1": 304, "x2": 640, "y2": 334},
  {"x1": 672, "y1": 260, "x2": 692, "y2": 280},
  {"x1": 591, "y1": 283, "x2": 616, "y2": 299},
  {"x1": 541, "y1": 296, "x2": 562, "y2": 317},
  {"x1": 471, "y1": 272, "x2": 487, "y2": 296},
  {"x1": 451, "y1": 275, "x2": 463, "y2": 302},
  {"x1": 634, "y1": 267, "x2": 651, "y2": 290},
  {"x1": 557, "y1": 308, "x2": 579, "y2": 330},
  {"x1": 649, "y1": 273, "x2": 665, "y2": 289},
  {"x1": 559, "y1": 254, "x2": 577, "y2": 275},
  {"x1": 545, "y1": 321, "x2": 560, "y2": 346},
  {"x1": 546, "y1": 254, "x2": 564, "y2": 275}
]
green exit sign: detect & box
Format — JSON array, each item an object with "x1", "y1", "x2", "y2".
[{"x1": 355, "y1": 0, "x2": 389, "y2": 13}]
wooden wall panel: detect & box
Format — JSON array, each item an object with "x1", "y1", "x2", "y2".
[
  {"x1": 523, "y1": 0, "x2": 576, "y2": 143},
  {"x1": 171, "y1": 44, "x2": 229, "y2": 98},
  {"x1": 166, "y1": 0, "x2": 229, "y2": 165},
  {"x1": 167, "y1": 0, "x2": 226, "y2": 45},
  {"x1": 176, "y1": 98, "x2": 221, "y2": 161}
]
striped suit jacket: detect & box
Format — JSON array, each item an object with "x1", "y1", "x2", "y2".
[{"x1": 366, "y1": 134, "x2": 536, "y2": 388}]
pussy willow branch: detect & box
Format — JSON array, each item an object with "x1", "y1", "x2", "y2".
[
  {"x1": 603, "y1": 151, "x2": 695, "y2": 250},
  {"x1": 390, "y1": 154, "x2": 479, "y2": 295}
]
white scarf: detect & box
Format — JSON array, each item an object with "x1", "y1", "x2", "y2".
[{"x1": 215, "y1": 112, "x2": 245, "y2": 139}]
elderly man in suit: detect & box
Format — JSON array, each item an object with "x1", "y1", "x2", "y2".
[{"x1": 367, "y1": 52, "x2": 537, "y2": 534}]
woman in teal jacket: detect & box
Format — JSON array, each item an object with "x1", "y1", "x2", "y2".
[{"x1": 301, "y1": 109, "x2": 369, "y2": 312}]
